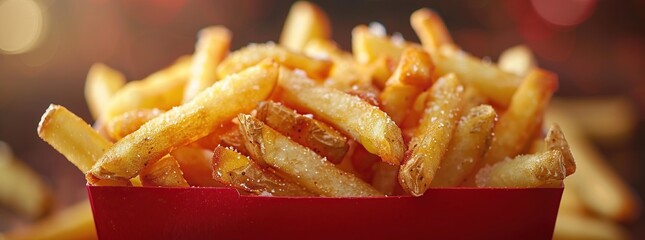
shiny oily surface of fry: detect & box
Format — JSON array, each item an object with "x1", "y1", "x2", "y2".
[
  {"x1": 398, "y1": 74, "x2": 464, "y2": 196},
  {"x1": 3, "y1": 200, "x2": 97, "y2": 240},
  {"x1": 277, "y1": 68, "x2": 404, "y2": 165},
  {"x1": 87, "y1": 60, "x2": 279, "y2": 183},
  {"x1": 183, "y1": 26, "x2": 232, "y2": 102},
  {"x1": 105, "y1": 108, "x2": 164, "y2": 141},
  {"x1": 139, "y1": 155, "x2": 189, "y2": 187},
  {"x1": 238, "y1": 114, "x2": 383, "y2": 197},
  {"x1": 256, "y1": 101, "x2": 349, "y2": 164},
  {"x1": 216, "y1": 43, "x2": 331, "y2": 80},
  {"x1": 478, "y1": 69, "x2": 557, "y2": 169},
  {"x1": 0, "y1": 142, "x2": 52, "y2": 219},
  {"x1": 351, "y1": 24, "x2": 410, "y2": 65},
  {"x1": 84, "y1": 63, "x2": 126, "y2": 120},
  {"x1": 545, "y1": 123, "x2": 576, "y2": 176},
  {"x1": 212, "y1": 146, "x2": 313, "y2": 196},
  {"x1": 498, "y1": 44, "x2": 535, "y2": 77},
  {"x1": 475, "y1": 150, "x2": 566, "y2": 188},
  {"x1": 170, "y1": 146, "x2": 222, "y2": 187},
  {"x1": 302, "y1": 39, "x2": 371, "y2": 91},
  {"x1": 104, "y1": 56, "x2": 192, "y2": 121},
  {"x1": 431, "y1": 104, "x2": 496, "y2": 187},
  {"x1": 279, "y1": 1, "x2": 331, "y2": 52},
  {"x1": 410, "y1": 8, "x2": 453, "y2": 55}
]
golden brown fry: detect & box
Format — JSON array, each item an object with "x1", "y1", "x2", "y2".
[
  {"x1": 105, "y1": 108, "x2": 164, "y2": 141},
  {"x1": 433, "y1": 45, "x2": 522, "y2": 107},
  {"x1": 277, "y1": 68, "x2": 405, "y2": 165},
  {"x1": 303, "y1": 39, "x2": 372, "y2": 90},
  {"x1": 212, "y1": 146, "x2": 313, "y2": 196},
  {"x1": 0, "y1": 142, "x2": 51, "y2": 219},
  {"x1": 431, "y1": 105, "x2": 496, "y2": 187},
  {"x1": 183, "y1": 26, "x2": 232, "y2": 102},
  {"x1": 84, "y1": 63, "x2": 126, "y2": 120},
  {"x1": 410, "y1": 8, "x2": 453, "y2": 55},
  {"x1": 238, "y1": 114, "x2": 383, "y2": 197},
  {"x1": 87, "y1": 60, "x2": 279, "y2": 183},
  {"x1": 351, "y1": 25, "x2": 411, "y2": 65},
  {"x1": 498, "y1": 44, "x2": 535, "y2": 76},
  {"x1": 104, "y1": 55, "x2": 192, "y2": 121},
  {"x1": 170, "y1": 146, "x2": 223, "y2": 187},
  {"x1": 553, "y1": 213, "x2": 628, "y2": 240},
  {"x1": 545, "y1": 123, "x2": 576, "y2": 176},
  {"x1": 216, "y1": 43, "x2": 331, "y2": 80},
  {"x1": 400, "y1": 89, "x2": 431, "y2": 129},
  {"x1": 398, "y1": 74, "x2": 464, "y2": 196},
  {"x1": 380, "y1": 47, "x2": 434, "y2": 124},
  {"x1": 477, "y1": 69, "x2": 557, "y2": 168},
  {"x1": 366, "y1": 55, "x2": 396, "y2": 89},
  {"x1": 3, "y1": 200, "x2": 97, "y2": 240},
  {"x1": 279, "y1": 1, "x2": 331, "y2": 52},
  {"x1": 139, "y1": 155, "x2": 189, "y2": 187},
  {"x1": 256, "y1": 101, "x2": 349, "y2": 164},
  {"x1": 475, "y1": 150, "x2": 566, "y2": 188}
]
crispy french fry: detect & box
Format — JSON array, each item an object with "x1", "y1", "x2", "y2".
[
  {"x1": 477, "y1": 69, "x2": 557, "y2": 169},
  {"x1": 303, "y1": 39, "x2": 372, "y2": 90},
  {"x1": 276, "y1": 68, "x2": 405, "y2": 165},
  {"x1": 475, "y1": 150, "x2": 566, "y2": 188},
  {"x1": 104, "y1": 55, "x2": 192, "y2": 121},
  {"x1": 401, "y1": 89, "x2": 431, "y2": 129},
  {"x1": 367, "y1": 55, "x2": 396, "y2": 89},
  {"x1": 87, "y1": 60, "x2": 279, "y2": 183},
  {"x1": 84, "y1": 63, "x2": 126, "y2": 120},
  {"x1": 351, "y1": 24, "x2": 411, "y2": 65},
  {"x1": 433, "y1": 45, "x2": 522, "y2": 107},
  {"x1": 279, "y1": 1, "x2": 331, "y2": 52},
  {"x1": 553, "y1": 213, "x2": 628, "y2": 240},
  {"x1": 545, "y1": 123, "x2": 576, "y2": 176},
  {"x1": 212, "y1": 146, "x2": 313, "y2": 196},
  {"x1": 0, "y1": 142, "x2": 51, "y2": 219},
  {"x1": 105, "y1": 108, "x2": 164, "y2": 141},
  {"x1": 170, "y1": 146, "x2": 222, "y2": 187},
  {"x1": 398, "y1": 74, "x2": 464, "y2": 196},
  {"x1": 345, "y1": 84, "x2": 381, "y2": 107},
  {"x1": 498, "y1": 44, "x2": 535, "y2": 76},
  {"x1": 410, "y1": 8, "x2": 453, "y2": 55},
  {"x1": 238, "y1": 114, "x2": 383, "y2": 197},
  {"x1": 3, "y1": 200, "x2": 97, "y2": 240},
  {"x1": 380, "y1": 47, "x2": 434, "y2": 124},
  {"x1": 256, "y1": 101, "x2": 349, "y2": 164},
  {"x1": 216, "y1": 43, "x2": 331, "y2": 80},
  {"x1": 183, "y1": 26, "x2": 232, "y2": 102},
  {"x1": 431, "y1": 105, "x2": 496, "y2": 187},
  {"x1": 139, "y1": 155, "x2": 189, "y2": 187}
]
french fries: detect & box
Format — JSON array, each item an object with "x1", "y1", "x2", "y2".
[
  {"x1": 303, "y1": 39, "x2": 371, "y2": 91},
  {"x1": 475, "y1": 150, "x2": 566, "y2": 188},
  {"x1": 410, "y1": 8, "x2": 453, "y2": 55},
  {"x1": 212, "y1": 146, "x2": 313, "y2": 196},
  {"x1": 280, "y1": 1, "x2": 331, "y2": 52},
  {"x1": 139, "y1": 155, "x2": 189, "y2": 187},
  {"x1": 351, "y1": 24, "x2": 410, "y2": 65},
  {"x1": 87, "y1": 60, "x2": 279, "y2": 183},
  {"x1": 238, "y1": 114, "x2": 383, "y2": 197},
  {"x1": 2, "y1": 200, "x2": 96, "y2": 240},
  {"x1": 545, "y1": 123, "x2": 576, "y2": 176},
  {"x1": 276, "y1": 68, "x2": 405, "y2": 165},
  {"x1": 183, "y1": 26, "x2": 232, "y2": 102},
  {"x1": 105, "y1": 108, "x2": 164, "y2": 141},
  {"x1": 398, "y1": 74, "x2": 464, "y2": 196},
  {"x1": 84, "y1": 63, "x2": 126, "y2": 120},
  {"x1": 498, "y1": 44, "x2": 535, "y2": 76},
  {"x1": 170, "y1": 146, "x2": 222, "y2": 187}
]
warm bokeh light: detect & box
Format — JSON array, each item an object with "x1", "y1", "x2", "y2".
[
  {"x1": 0, "y1": 0, "x2": 45, "y2": 54},
  {"x1": 531, "y1": 0, "x2": 596, "y2": 27}
]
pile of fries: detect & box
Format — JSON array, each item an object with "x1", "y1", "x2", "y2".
[{"x1": 37, "y1": 2, "x2": 577, "y2": 197}]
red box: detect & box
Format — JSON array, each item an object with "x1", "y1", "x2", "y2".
[{"x1": 87, "y1": 186, "x2": 562, "y2": 239}]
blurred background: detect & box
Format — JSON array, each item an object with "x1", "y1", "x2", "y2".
[{"x1": 0, "y1": 0, "x2": 643, "y2": 238}]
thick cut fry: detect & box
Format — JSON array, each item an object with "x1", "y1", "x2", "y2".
[
  {"x1": 410, "y1": 8, "x2": 453, "y2": 55},
  {"x1": 84, "y1": 63, "x2": 126, "y2": 120},
  {"x1": 0, "y1": 142, "x2": 51, "y2": 219},
  {"x1": 303, "y1": 39, "x2": 371, "y2": 91},
  {"x1": 398, "y1": 74, "x2": 464, "y2": 196},
  {"x1": 431, "y1": 105, "x2": 496, "y2": 187},
  {"x1": 279, "y1": 1, "x2": 331, "y2": 52},
  {"x1": 434, "y1": 45, "x2": 522, "y2": 107},
  {"x1": 212, "y1": 146, "x2": 313, "y2": 196},
  {"x1": 3, "y1": 200, "x2": 97, "y2": 240},
  {"x1": 256, "y1": 101, "x2": 348, "y2": 164},
  {"x1": 216, "y1": 43, "x2": 331, "y2": 80},
  {"x1": 238, "y1": 114, "x2": 383, "y2": 197},
  {"x1": 553, "y1": 213, "x2": 628, "y2": 240},
  {"x1": 545, "y1": 123, "x2": 576, "y2": 176},
  {"x1": 498, "y1": 44, "x2": 535, "y2": 76},
  {"x1": 87, "y1": 60, "x2": 279, "y2": 183},
  {"x1": 277, "y1": 68, "x2": 405, "y2": 165},
  {"x1": 478, "y1": 69, "x2": 557, "y2": 168},
  {"x1": 105, "y1": 108, "x2": 164, "y2": 141},
  {"x1": 367, "y1": 55, "x2": 396, "y2": 89},
  {"x1": 183, "y1": 26, "x2": 232, "y2": 102},
  {"x1": 475, "y1": 150, "x2": 566, "y2": 188},
  {"x1": 170, "y1": 147, "x2": 222, "y2": 187},
  {"x1": 104, "y1": 56, "x2": 192, "y2": 121},
  {"x1": 192, "y1": 121, "x2": 248, "y2": 155},
  {"x1": 139, "y1": 155, "x2": 189, "y2": 187},
  {"x1": 351, "y1": 25, "x2": 411, "y2": 65},
  {"x1": 380, "y1": 47, "x2": 435, "y2": 124}
]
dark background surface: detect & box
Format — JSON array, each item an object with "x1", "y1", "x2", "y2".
[{"x1": 0, "y1": 0, "x2": 643, "y2": 236}]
